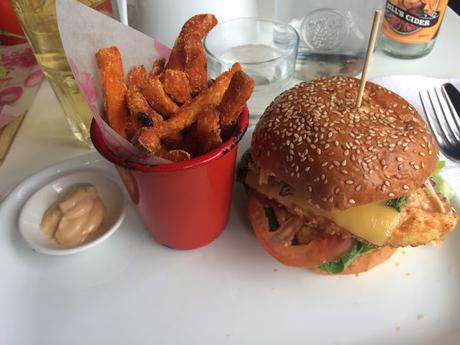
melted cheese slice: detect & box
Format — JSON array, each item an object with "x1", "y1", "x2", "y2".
[{"x1": 246, "y1": 170, "x2": 402, "y2": 245}]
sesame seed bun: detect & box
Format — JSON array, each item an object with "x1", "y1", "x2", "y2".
[{"x1": 251, "y1": 76, "x2": 438, "y2": 210}]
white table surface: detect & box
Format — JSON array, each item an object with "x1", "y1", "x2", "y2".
[
  {"x1": 0, "y1": 6, "x2": 460, "y2": 345},
  {"x1": 1, "y1": 8, "x2": 459, "y2": 195}
]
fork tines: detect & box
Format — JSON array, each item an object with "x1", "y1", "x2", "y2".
[{"x1": 419, "y1": 85, "x2": 460, "y2": 161}]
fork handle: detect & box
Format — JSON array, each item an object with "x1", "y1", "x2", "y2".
[{"x1": 443, "y1": 83, "x2": 460, "y2": 118}]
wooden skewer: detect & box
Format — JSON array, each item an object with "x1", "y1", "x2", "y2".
[{"x1": 356, "y1": 10, "x2": 382, "y2": 108}]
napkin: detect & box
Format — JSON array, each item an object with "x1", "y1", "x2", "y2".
[
  {"x1": 371, "y1": 75, "x2": 460, "y2": 194},
  {"x1": 0, "y1": 43, "x2": 43, "y2": 163}
]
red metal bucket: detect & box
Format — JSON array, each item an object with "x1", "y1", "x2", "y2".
[{"x1": 90, "y1": 107, "x2": 249, "y2": 250}]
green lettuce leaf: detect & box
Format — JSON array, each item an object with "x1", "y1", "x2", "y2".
[
  {"x1": 319, "y1": 242, "x2": 374, "y2": 274},
  {"x1": 385, "y1": 195, "x2": 409, "y2": 212},
  {"x1": 431, "y1": 160, "x2": 454, "y2": 201}
]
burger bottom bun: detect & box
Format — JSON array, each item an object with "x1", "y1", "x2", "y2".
[{"x1": 312, "y1": 246, "x2": 397, "y2": 275}]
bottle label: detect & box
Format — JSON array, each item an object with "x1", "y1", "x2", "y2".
[{"x1": 381, "y1": 0, "x2": 449, "y2": 44}]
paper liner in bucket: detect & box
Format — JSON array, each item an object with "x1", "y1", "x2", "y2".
[{"x1": 57, "y1": 0, "x2": 173, "y2": 165}]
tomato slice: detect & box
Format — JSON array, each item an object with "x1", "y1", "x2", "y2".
[{"x1": 247, "y1": 191, "x2": 355, "y2": 268}]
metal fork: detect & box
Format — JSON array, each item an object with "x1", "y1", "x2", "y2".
[{"x1": 419, "y1": 84, "x2": 460, "y2": 161}]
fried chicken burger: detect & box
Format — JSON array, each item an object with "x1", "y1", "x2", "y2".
[{"x1": 240, "y1": 76, "x2": 458, "y2": 274}]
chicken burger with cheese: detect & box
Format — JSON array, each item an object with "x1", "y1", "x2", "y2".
[{"x1": 240, "y1": 76, "x2": 458, "y2": 274}]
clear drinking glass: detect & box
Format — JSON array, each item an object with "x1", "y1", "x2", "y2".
[
  {"x1": 9, "y1": 0, "x2": 113, "y2": 148},
  {"x1": 275, "y1": 0, "x2": 386, "y2": 80},
  {"x1": 204, "y1": 18, "x2": 299, "y2": 116}
]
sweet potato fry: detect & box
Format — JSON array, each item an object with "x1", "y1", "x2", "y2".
[
  {"x1": 166, "y1": 14, "x2": 217, "y2": 71},
  {"x1": 218, "y1": 70, "x2": 255, "y2": 134},
  {"x1": 133, "y1": 126, "x2": 162, "y2": 153},
  {"x1": 161, "y1": 69, "x2": 192, "y2": 104},
  {"x1": 166, "y1": 63, "x2": 242, "y2": 132},
  {"x1": 160, "y1": 149, "x2": 191, "y2": 162},
  {"x1": 126, "y1": 89, "x2": 163, "y2": 134},
  {"x1": 134, "y1": 63, "x2": 242, "y2": 153},
  {"x1": 150, "y1": 58, "x2": 165, "y2": 77},
  {"x1": 96, "y1": 46, "x2": 129, "y2": 138},
  {"x1": 181, "y1": 124, "x2": 199, "y2": 156},
  {"x1": 141, "y1": 76, "x2": 179, "y2": 117},
  {"x1": 184, "y1": 33, "x2": 208, "y2": 95},
  {"x1": 128, "y1": 65, "x2": 148, "y2": 89},
  {"x1": 162, "y1": 131, "x2": 184, "y2": 149},
  {"x1": 196, "y1": 105, "x2": 221, "y2": 154},
  {"x1": 126, "y1": 65, "x2": 163, "y2": 138}
]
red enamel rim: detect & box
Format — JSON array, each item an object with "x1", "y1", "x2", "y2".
[{"x1": 90, "y1": 105, "x2": 249, "y2": 172}]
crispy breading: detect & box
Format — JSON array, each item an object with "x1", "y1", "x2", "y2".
[
  {"x1": 166, "y1": 14, "x2": 217, "y2": 71},
  {"x1": 218, "y1": 71, "x2": 255, "y2": 127},
  {"x1": 160, "y1": 149, "x2": 191, "y2": 162},
  {"x1": 128, "y1": 65, "x2": 148, "y2": 88},
  {"x1": 126, "y1": 89, "x2": 163, "y2": 127},
  {"x1": 162, "y1": 131, "x2": 184, "y2": 149},
  {"x1": 126, "y1": 65, "x2": 163, "y2": 139},
  {"x1": 196, "y1": 105, "x2": 222, "y2": 154},
  {"x1": 389, "y1": 188, "x2": 458, "y2": 247},
  {"x1": 141, "y1": 76, "x2": 179, "y2": 116},
  {"x1": 150, "y1": 58, "x2": 166, "y2": 77},
  {"x1": 134, "y1": 63, "x2": 242, "y2": 153},
  {"x1": 184, "y1": 33, "x2": 208, "y2": 95},
  {"x1": 161, "y1": 69, "x2": 192, "y2": 104}
]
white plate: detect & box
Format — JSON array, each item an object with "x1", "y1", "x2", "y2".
[
  {"x1": 19, "y1": 170, "x2": 125, "y2": 255},
  {"x1": 1, "y1": 137, "x2": 460, "y2": 345}
]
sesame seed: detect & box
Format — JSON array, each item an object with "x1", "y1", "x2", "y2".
[
  {"x1": 349, "y1": 199, "x2": 356, "y2": 205},
  {"x1": 345, "y1": 180, "x2": 354, "y2": 185},
  {"x1": 388, "y1": 192, "x2": 395, "y2": 198}
]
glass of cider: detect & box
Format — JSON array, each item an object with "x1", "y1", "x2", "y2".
[{"x1": 9, "y1": 0, "x2": 113, "y2": 148}]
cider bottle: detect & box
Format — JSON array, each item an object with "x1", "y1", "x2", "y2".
[{"x1": 380, "y1": 0, "x2": 449, "y2": 58}]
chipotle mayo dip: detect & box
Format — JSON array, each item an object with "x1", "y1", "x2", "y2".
[{"x1": 40, "y1": 184, "x2": 107, "y2": 246}]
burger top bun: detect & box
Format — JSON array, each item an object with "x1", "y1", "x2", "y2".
[{"x1": 251, "y1": 76, "x2": 438, "y2": 210}]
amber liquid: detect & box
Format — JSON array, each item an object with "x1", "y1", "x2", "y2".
[{"x1": 10, "y1": 0, "x2": 110, "y2": 147}]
